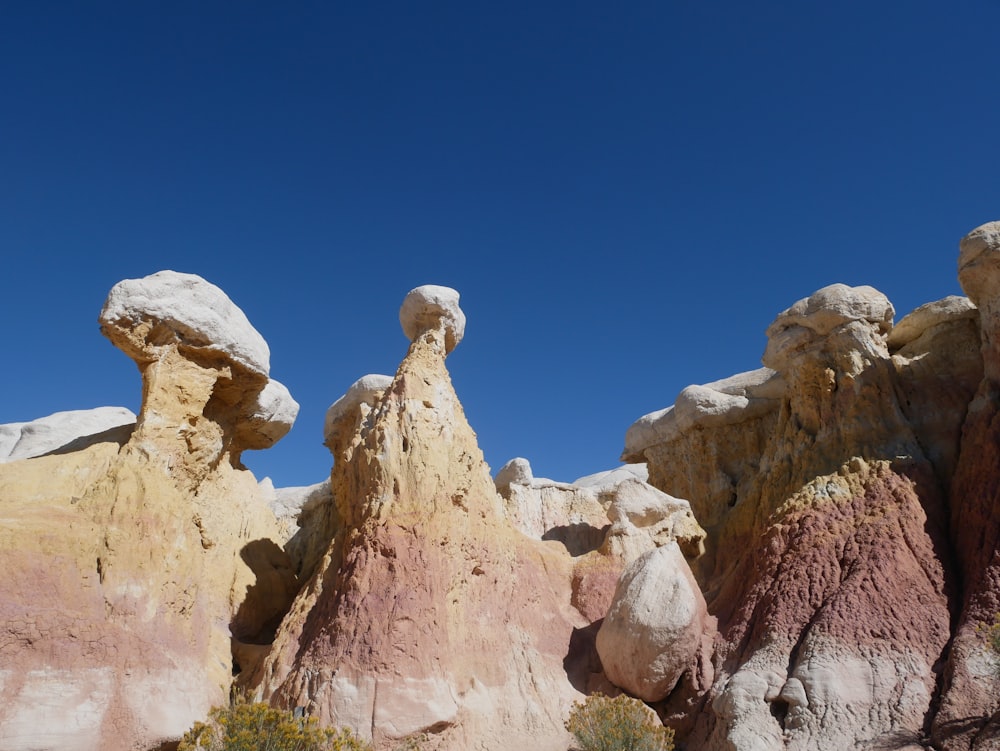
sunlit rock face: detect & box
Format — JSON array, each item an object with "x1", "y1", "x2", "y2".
[
  {"x1": 0, "y1": 271, "x2": 296, "y2": 751},
  {"x1": 250, "y1": 285, "x2": 698, "y2": 751},
  {"x1": 626, "y1": 280, "x2": 977, "y2": 750}
]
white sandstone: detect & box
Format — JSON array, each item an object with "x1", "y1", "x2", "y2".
[
  {"x1": 0, "y1": 407, "x2": 136, "y2": 463},
  {"x1": 324, "y1": 374, "x2": 393, "y2": 445},
  {"x1": 235, "y1": 379, "x2": 300, "y2": 451},
  {"x1": 494, "y1": 457, "x2": 534, "y2": 497},
  {"x1": 887, "y1": 296, "x2": 977, "y2": 351},
  {"x1": 399, "y1": 285, "x2": 466, "y2": 354},
  {"x1": 596, "y1": 542, "x2": 709, "y2": 702},
  {"x1": 622, "y1": 368, "x2": 783, "y2": 461},
  {"x1": 99, "y1": 270, "x2": 270, "y2": 377}
]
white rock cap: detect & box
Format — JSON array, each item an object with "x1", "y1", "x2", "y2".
[
  {"x1": 495, "y1": 457, "x2": 534, "y2": 494},
  {"x1": 622, "y1": 368, "x2": 783, "y2": 461},
  {"x1": 399, "y1": 285, "x2": 466, "y2": 354},
  {"x1": 959, "y1": 221, "x2": 1000, "y2": 306},
  {"x1": 324, "y1": 374, "x2": 394, "y2": 444},
  {"x1": 0, "y1": 406, "x2": 137, "y2": 463},
  {"x1": 235, "y1": 379, "x2": 300, "y2": 450},
  {"x1": 887, "y1": 295, "x2": 977, "y2": 350},
  {"x1": 763, "y1": 283, "x2": 893, "y2": 371},
  {"x1": 100, "y1": 270, "x2": 270, "y2": 377}
]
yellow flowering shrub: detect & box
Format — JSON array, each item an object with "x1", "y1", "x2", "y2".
[
  {"x1": 177, "y1": 701, "x2": 372, "y2": 751},
  {"x1": 565, "y1": 693, "x2": 674, "y2": 751}
]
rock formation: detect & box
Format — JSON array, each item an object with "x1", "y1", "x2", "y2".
[
  {"x1": 933, "y1": 222, "x2": 1000, "y2": 750},
  {"x1": 247, "y1": 285, "x2": 703, "y2": 750},
  {"x1": 252, "y1": 286, "x2": 578, "y2": 749},
  {"x1": 624, "y1": 281, "x2": 979, "y2": 749},
  {"x1": 0, "y1": 271, "x2": 297, "y2": 751},
  {"x1": 9, "y1": 224, "x2": 1000, "y2": 751},
  {"x1": 596, "y1": 542, "x2": 713, "y2": 703}
]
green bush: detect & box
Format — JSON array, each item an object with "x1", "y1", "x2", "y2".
[
  {"x1": 565, "y1": 693, "x2": 674, "y2": 751},
  {"x1": 177, "y1": 701, "x2": 372, "y2": 751}
]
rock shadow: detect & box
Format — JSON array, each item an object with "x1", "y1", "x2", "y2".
[
  {"x1": 563, "y1": 620, "x2": 604, "y2": 693},
  {"x1": 542, "y1": 523, "x2": 608, "y2": 557}
]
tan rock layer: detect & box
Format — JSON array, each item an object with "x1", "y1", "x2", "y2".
[{"x1": 254, "y1": 326, "x2": 599, "y2": 750}]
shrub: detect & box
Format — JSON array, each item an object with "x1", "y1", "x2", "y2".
[
  {"x1": 982, "y1": 613, "x2": 1000, "y2": 674},
  {"x1": 565, "y1": 693, "x2": 674, "y2": 751},
  {"x1": 177, "y1": 701, "x2": 372, "y2": 751}
]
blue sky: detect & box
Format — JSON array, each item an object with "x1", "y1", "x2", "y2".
[{"x1": 2, "y1": 2, "x2": 998, "y2": 488}]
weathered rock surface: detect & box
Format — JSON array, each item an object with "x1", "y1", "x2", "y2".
[
  {"x1": 596, "y1": 542, "x2": 713, "y2": 703},
  {"x1": 0, "y1": 406, "x2": 136, "y2": 463},
  {"x1": 932, "y1": 221, "x2": 1000, "y2": 750},
  {"x1": 626, "y1": 282, "x2": 965, "y2": 749},
  {"x1": 251, "y1": 287, "x2": 639, "y2": 750},
  {"x1": 0, "y1": 271, "x2": 296, "y2": 751}
]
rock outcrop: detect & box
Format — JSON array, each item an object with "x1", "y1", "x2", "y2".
[
  {"x1": 625, "y1": 282, "x2": 972, "y2": 750},
  {"x1": 10, "y1": 224, "x2": 1000, "y2": 751},
  {"x1": 0, "y1": 271, "x2": 297, "y2": 751},
  {"x1": 933, "y1": 222, "x2": 1000, "y2": 750},
  {"x1": 249, "y1": 285, "x2": 695, "y2": 750}
]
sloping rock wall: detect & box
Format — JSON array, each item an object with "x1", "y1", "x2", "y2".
[{"x1": 626, "y1": 279, "x2": 982, "y2": 749}]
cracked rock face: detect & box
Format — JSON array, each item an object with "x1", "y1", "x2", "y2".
[{"x1": 0, "y1": 272, "x2": 295, "y2": 751}]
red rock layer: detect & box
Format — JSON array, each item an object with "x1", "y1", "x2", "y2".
[{"x1": 254, "y1": 325, "x2": 603, "y2": 750}]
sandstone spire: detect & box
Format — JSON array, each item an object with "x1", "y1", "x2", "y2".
[{"x1": 253, "y1": 285, "x2": 628, "y2": 749}]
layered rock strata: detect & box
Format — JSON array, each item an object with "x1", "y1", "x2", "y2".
[
  {"x1": 626, "y1": 283, "x2": 973, "y2": 750},
  {"x1": 0, "y1": 271, "x2": 297, "y2": 751},
  {"x1": 933, "y1": 222, "x2": 1000, "y2": 750},
  {"x1": 251, "y1": 286, "x2": 701, "y2": 750}
]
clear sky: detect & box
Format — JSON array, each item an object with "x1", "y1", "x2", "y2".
[{"x1": 2, "y1": 2, "x2": 998, "y2": 489}]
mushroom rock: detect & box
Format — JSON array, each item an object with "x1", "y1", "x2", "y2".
[
  {"x1": 399, "y1": 284, "x2": 466, "y2": 354},
  {"x1": 99, "y1": 270, "x2": 297, "y2": 471},
  {"x1": 631, "y1": 283, "x2": 953, "y2": 749},
  {"x1": 0, "y1": 271, "x2": 294, "y2": 751},
  {"x1": 933, "y1": 221, "x2": 1000, "y2": 750},
  {"x1": 252, "y1": 287, "x2": 605, "y2": 750},
  {"x1": 0, "y1": 406, "x2": 136, "y2": 463}
]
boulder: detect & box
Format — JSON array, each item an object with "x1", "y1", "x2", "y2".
[
  {"x1": 596, "y1": 542, "x2": 712, "y2": 702},
  {"x1": 399, "y1": 284, "x2": 466, "y2": 354}
]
